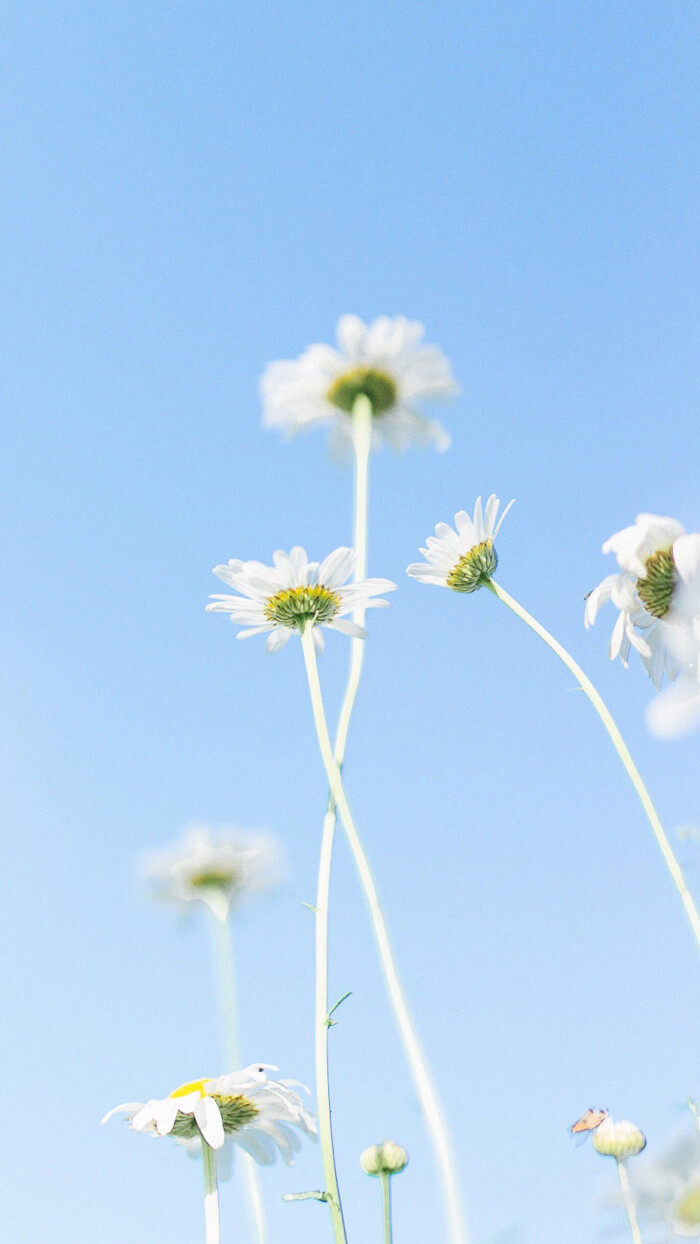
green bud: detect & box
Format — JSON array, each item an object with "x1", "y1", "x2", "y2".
[{"x1": 360, "y1": 1140, "x2": 409, "y2": 1177}]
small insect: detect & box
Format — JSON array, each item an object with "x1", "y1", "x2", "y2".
[{"x1": 570, "y1": 1108, "x2": 608, "y2": 1134}]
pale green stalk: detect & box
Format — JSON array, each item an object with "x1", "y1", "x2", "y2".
[
  {"x1": 208, "y1": 907, "x2": 267, "y2": 1244},
  {"x1": 380, "y1": 1174, "x2": 393, "y2": 1244},
  {"x1": 201, "y1": 1138, "x2": 221, "y2": 1244},
  {"x1": 617, "y1": 1159, "x2": 644, "y2": 1244},
  {"x1": 301, "y1": 625, "x2": 469, "y2": 1244},
  {"x1": 485, "y1": 579, "x2": 700, "y2": 951},
  {"x1": 308, "y1": 396, "x2": 372, "y2": 1241}
]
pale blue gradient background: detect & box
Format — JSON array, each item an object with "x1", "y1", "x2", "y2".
[{"x1": 1, "y1": 3, "x2": 699, "y2": 1242}]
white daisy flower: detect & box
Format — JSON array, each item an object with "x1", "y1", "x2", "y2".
[
  {"x1": 261, "y1": 314, "x2": 458, "y2": 454},
  {"x1": 103, "y1": 1064, "x2": 317, "y2": 1165},
  {"x1": 406, "y1": 495, "x2": 514, "y2": 592},
  {"x1": 141, "y1": 824, "x2": 282, "y2": 922},
  {"x1": 206, "y1": 545, "x2": 396, "y2": 654},
  {"x1": 585, "y1": 515, "x2": 700, "y2": 689}
]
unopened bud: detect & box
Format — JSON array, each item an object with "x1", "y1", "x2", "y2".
[
  {"x1": 592, "y1": 1117, "x2": 646, "y2": 1160},
  {"x1": 360, "y1": 1141, "x2": 408, "y2": 1177}
]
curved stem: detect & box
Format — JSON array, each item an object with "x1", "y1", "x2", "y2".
[
  {"x1": 308, "y1": 395, "x2": 372, "y2": 1242},
  {"x1": 301, "y1": 626, "x2": 468, "y2": 1244},
  {"x1": 617, "y1": 1159, "x2": 644, "y2": 1244},
  {"x1": 486, "y1": 579, "x2": 700, "y2": 951},
  {"x1": 201, "y1": 1139, "x2": 220, "y2": 1244},
  {"x1": 207, "y1": 910, "x2": 267, "y2": 1244},
  {"x1": 380, "y1": 1174, "x2": 393, "y2": 1244}
]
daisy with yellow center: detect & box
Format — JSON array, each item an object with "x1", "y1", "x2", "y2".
[
  {"x1": 103, "y1": 1066, "x2": 317, "y2": 1243},
  {"x1": 260, "y1": 314, "x2": 458, "y2": 455},
  {"x1": 406, "y1": 495, "x2": 514, "y2": 592},
  {"x1": 206, "y1": 545, "x2": 395, "y2": 654}
]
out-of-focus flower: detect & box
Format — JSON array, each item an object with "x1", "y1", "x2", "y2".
[
  {"x1": 585, "y1": 514, "x2": 700, "y2": 691},
  {"x1": 103, "y1": 1064, "x2": 316, "y2": 1165},
  {"x1": 360, "y1": 1140, "x2": 409, "y2": 1177},
  {"x1": 207, "y1": 545, "x2": 395, "y2": 654},
  {"x1": 261, "y1": 314, "x2": 458, "y2": 455},
  {"x1": 622, "y1": 1125, "x2": 700, "y2": 1238},
  {"x1": 406, "y1": 495, "x2": 514, "y2": 592},
  {"x1": 142, "y1": 824, "x2": 282, "y2": 921},
  {"x1": 592, "y1": 1117, "x2": 647, "y2": 1160}
]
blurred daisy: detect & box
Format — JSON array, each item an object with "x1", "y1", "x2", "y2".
[
  {"x1": 103, "y1": 1064, "x2": 317, "y2": 1164},
  {"x1": 207, "y1": 545, "x2": 395, "y2": 654},
  {"x1": 406, "y1": 495, "x2": 514, "y2": 593},
  {"x1": 142, "y1": 824, "x2": 282, "y2": 922},
  {"x1": 585, "y1": 514, "x2": 700, "y2": 690},
  {"x1": 623, "y1": 1127, "x2": 700, "y2": 1237},
  {"x1": 261, "y1": 314, "x2": 458, "y2": 454}
]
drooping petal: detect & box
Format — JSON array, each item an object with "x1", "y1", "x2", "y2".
[{"x1": 194, "y1": 1096, "x2": 225, "y2": 1150}]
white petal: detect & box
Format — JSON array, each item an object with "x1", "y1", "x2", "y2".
[
  {"x1": 101, "y1": 1102, "x2": 144, "y2": 1124},
  {"x1": 265, "y1": 628, "x2": 292, "y2": 654},
  {"x1": 195, "y1": 1097, "x2": 225, "y2": 1150}
]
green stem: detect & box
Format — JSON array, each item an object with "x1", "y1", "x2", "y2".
[
  {"x1": 380, "y1": 1174, "x2": 393, "y2": 1244},
  {"x1": 617, "y1": 1159, "x2": 644, "y2": 1244},
  {"x1": 201, "y1": 1139, "x2": 220, "y2": 1244},
  {"x1": 486, "y1": 579, "x2": 700, "y2": 952},
  {"x1": 301, "y1": 626, "x2": 468, "y2": 1244},
  {"x1": 308, "y1": 396, "x2": 372, "y2": 1242},
  {"x1": 208, "y1": 910, "x2": 267, "y2": 1244}
]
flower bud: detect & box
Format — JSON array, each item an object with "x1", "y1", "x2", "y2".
[
  {"x1": 592, "y1": 1117, "x2": 646, "y2": 1160},
  {"x1": 360, "y1": 1140, "x2": 409, "y2": 1177}
]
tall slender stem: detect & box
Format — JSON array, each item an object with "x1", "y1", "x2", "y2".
[
  {"x1": 313, "y1": 787, "x2": 348, "y2": 1244},
  {"x1": 309, "y1": 396, "x2": 372, "y2": 1241},
  {"x1": 301, "y1": 626, "x2": 468, "y2": 1244},
  {"x1": 201, "y1": 1139, "x2": 220, "y2": 1244},
  {"x1": 208, "y1": 908, "x2": 267, "y2": 1244},
  {"x1": 380, "y1": 1174, "x2": 393, "y2": 1244},
  {"x1": 617, "y1": 1159, "x2": 644, "y2": 1244},
  {"x1": 486, "y1": 579, "x2": 700, "y2": 951}
]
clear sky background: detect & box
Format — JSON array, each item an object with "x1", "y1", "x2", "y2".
[{"x1": 1, "y1": 3, "x2": 699, "y2": 1242}]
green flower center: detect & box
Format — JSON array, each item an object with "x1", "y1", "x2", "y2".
[
  {"x1": 264, "y1": 584, "x2": 341, "y2": 631},
  {"x1": 636, "y1": 546, "x2": 676, "y2": 618},
  {"x1": 326, "y1": 367, "x2": 398, "y2": 416},
  {"x1": 446, "y1": 541, "x2": 497, "y2": 593},
  {"x1": 170, "y1": 1094, "x2": 259, "y2": 1139},
  {"x1": 188, "y1": 870, "x2": 237, "y2": 890}
]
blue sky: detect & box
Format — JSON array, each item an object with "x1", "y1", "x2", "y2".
[{"x1": 1, "y1": 3, "x2": 699, "y2": 1241}]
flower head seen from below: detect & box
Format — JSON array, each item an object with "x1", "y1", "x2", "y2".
[
  {"x1": 592, "y1": 1117, "x2": 647, "y2": 1161},
  {"x1": 261, "y1": 314, "x2": 459, "y2": 455},
  {"x1": 406, "y1": 495, "x2": 514, "y2": 593},
  {"x1": 585, "y1": 512, "x2": 700, "y2": 695},
  {"x1": 141, "y1": 824, "x2": 282, "y2": 922},
  {"x1": 103, "y1": 1064, "x2": 317, "y2": 1164},
  {"x1": 207, "y1": 546, "x2": 396, "y2": 654}
]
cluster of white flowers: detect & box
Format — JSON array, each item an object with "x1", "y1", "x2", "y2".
[{"x1": 586, "y1": 512, "x2": 700, "y2": 738}]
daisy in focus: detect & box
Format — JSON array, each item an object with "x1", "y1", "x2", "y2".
[
  {"x1": 261, "y1": 314, "x2": 458, "y2": 454},
  {"x1": 103, "y1": 1064, "x2": 317, "y2": 1164},
  {"x1": 406, "y1": 495, "x2": 514, "y2": 593},
  {"x1": 207, "y1": 545, "x2": 396, "y2": 653},
  {"x1": 585, "y1": 513, "x2": 700, "y2": 703},
  {"x1": 142, "y1": 824, "x2": 282, "y2": 922}
]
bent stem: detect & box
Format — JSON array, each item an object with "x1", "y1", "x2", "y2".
[
  {"x1": 486, "y1": 579, "x2": 700, "y2": 952},
  {"x1": 208, "y1": 909, "x2": 267, "y2": 1244},
  {"x1": 201, "y1": 1139, "x2": 220, "y2": 1244},
  {"x1": 380, "y1": 1173, "x2": 393, "y2": 1244},
  {"x1": 301, "y1": 625, "x2": 468, "y2": 1244},
  {"x1": 617, "y1": 1159, "x2": 644, "y2": 1244}
]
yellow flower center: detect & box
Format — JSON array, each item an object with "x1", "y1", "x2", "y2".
[
  {"x1": 675, "y1": 1185, "x2": 700, "y2": 1226},
  {"x1": 326, "y1": 367, "x2": 398, "y2": 415},
  {"x1": 170, "y1": 1078, "x2": 211, "y2": 1099},
  {"x1": 188, "y1": 869, "x2": 237, "y2": 890},
  {"x1": 636, "y1": 545, "x2": 676, "y2": 618},
  {"x1": 264, "y1": 584, "x2": 341, "y2": 630}
]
